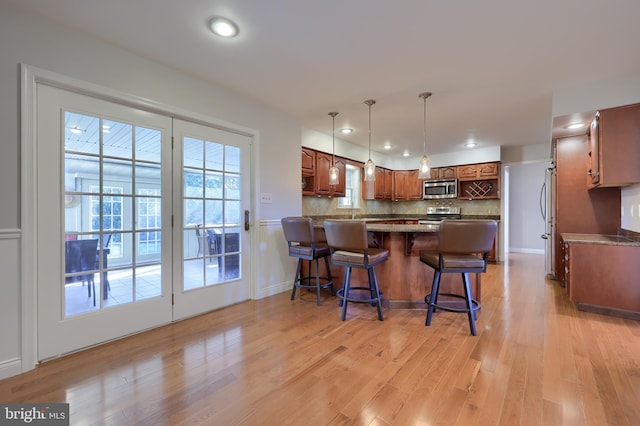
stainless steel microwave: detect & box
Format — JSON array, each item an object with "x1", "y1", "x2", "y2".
[{"x1": 423, "y1": 179, "x2": 458, "y2": 199}]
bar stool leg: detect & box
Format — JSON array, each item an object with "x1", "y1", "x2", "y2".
[
  {"x1": 291, "y1": 258, "x2": 303, "y2": 300},
  {"x1": 462, "y1": 273, "x2": 477, "y2": 336},
  {"x1": 324, "y1": 256, "x2": 335, "y2": 296},
  {"x1": 341, "y1": 267, "x2": 352, "y2": 321},
  {"x1": 369, "y1": 268, "x2": 384, "y2": 321},
  {"x1": 426, "y1": 271, "x2": 441, "y2": 326},
  {"x1": 314, "y1": 258, "x2": 322, "y2": 306}
]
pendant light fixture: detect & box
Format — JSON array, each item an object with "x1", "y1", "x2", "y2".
[
  {"x1": 328, "y1": 112, "x2": 340, "y2": 186},
  {"x1": 417, "y1": 92, "x2": 432, "y2": 179},
  {"x1": 363, "y1": 99, "x2": 376, "y2": 181}
]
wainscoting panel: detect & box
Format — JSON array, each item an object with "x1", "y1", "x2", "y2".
[
  {"x1": 256, "y1": 220, "x2": 295, "y2": 299},
  {"x1": 0, "y1": 229, "x2": 21, "y2": 379}
]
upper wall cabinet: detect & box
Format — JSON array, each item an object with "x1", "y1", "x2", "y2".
[
  {"x1": 302, "y1": 147, "x2": 315, "y2": 176},
  {"x1": 393, "y1": 170, "x2": 424, "y2": 201},
  {"x1": 301, "y1": 147, "x2": 346, "y2": 197},
  {"x1": 315, "y1": 152, "x2": 346, "y2": 197},
  {"x1": 457, "y1": 161, "x2": 501, "y2": 200},
  {"x1": 429, "y1": 166, "x2": 457, "y2": 180},
  {"x1": 363, "y1": 167, "x2": 393, "y2": 200},
  {"x1": 456, "y1": 162, "x2": 500, "y2": 180},
  {"x1": 588, "y1": 102, "x2": 640, "y2": 188}
]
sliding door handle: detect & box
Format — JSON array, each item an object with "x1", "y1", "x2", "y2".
[{"x1": 244, "y1": 210, "x2": 250, "y2": 231}]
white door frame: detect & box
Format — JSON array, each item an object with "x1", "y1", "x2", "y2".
[{"x1": 20, "y1": 64, "x2": 260, "y2": 372}]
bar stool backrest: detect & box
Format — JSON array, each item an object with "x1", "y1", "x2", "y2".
[
  {"x1": 281, "y1": 217, "x2": 315, "y2": 246},
  {"x1": 439, "y1": 220, "x2": 497, "y2": 255},
  {"x1": 323, "y1": 220, "x2": 368, "y2": 252}
]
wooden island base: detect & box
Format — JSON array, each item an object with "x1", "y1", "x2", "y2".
[{"x1": 318, "y1": 230, "x2": 480, "y2": 310}]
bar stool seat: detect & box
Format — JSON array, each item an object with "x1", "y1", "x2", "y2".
[
  {"x1": 324, "y1": 220, "x2": 388, "y2": 321},
  {"x1": 420, "y1": 219, "x2": 497, "y2": 335},
  {"x1": 281, "y1": 217, "x2": 335, "y2": 306}
]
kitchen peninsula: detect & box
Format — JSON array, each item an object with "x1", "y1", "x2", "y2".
[{"x1": 312, "y1": 217, "x2": 498, "y2": 309}]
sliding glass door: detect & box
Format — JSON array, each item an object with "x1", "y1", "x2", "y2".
[{"x1": 35, "y1": 84, "x2": 253, "y2": 360}]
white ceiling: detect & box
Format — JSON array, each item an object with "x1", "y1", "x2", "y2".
[{"x1": 10, "y1": 0, "x2": 640, "y2": 157}]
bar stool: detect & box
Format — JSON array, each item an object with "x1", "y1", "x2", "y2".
[
  {"x1": 419, "y1": 219, "x2": 497, "y2": 335},
  {"x1": 281, "y1": 217, "x2": 335, "y2": 306},
  {"x1": 323, "y1": 220, "x2": 388, "y2": 321}
]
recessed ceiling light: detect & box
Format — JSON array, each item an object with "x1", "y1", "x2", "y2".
[
  {"x1": 464, "y1": 141, "x2": 477, "y2": 148},
  {"x1": 339, "y1": 128, "x2": 353, "y2": 134},
  {"x1": 564, "y1": 122, "x2": 585, "y2": 130},
  {"x1": 402, "y1": 150, "x2": 410, "y2": 157},
  {"x1": 209, "y1": 17, "x2": 239, "y2": 38},
  {"x1": 383, "y1": 142, "x2": 392, "y2": 150}
]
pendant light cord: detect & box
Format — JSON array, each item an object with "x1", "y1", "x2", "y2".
[
  {"x1": 368, "y1": 102, "x2": 372, "y2": 158},
  {"x1": 329, "y1": 112, "x2": 338, "y2": 164},
  {"x1": 419, "y1": 92, "x2": 432, "y2": 156},
  {"x1": 364, "y1": 99, "x2": 376, "y2": 158},
  {"x1": 423, "y1": 97, "x2": 427, "y2": 155}
]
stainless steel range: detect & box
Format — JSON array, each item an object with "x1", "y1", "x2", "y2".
[{"x1": 418, "y1": 206, "x2": 461, "y2": 225}]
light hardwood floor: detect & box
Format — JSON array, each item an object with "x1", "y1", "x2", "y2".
[{"x1": 2, "y1": 253, "x2": 640, "y2": 425}]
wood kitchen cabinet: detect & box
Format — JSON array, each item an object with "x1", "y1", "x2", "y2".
[
  {"x1": 458, "y1": 179, "x2": 500, "y2": 200},
  {"x1": 393, "y1": 170, "x2": 408, "y2": 201},
  {"x1": 301, "y1": 147, "x2": 345, "y2": 197},
  {"x1": 407, "y1": 170, "x2": 423, "y2": 200},
  {"x1": 393, "y1": 170, "x2": 424, "y2": 201},
  {"x1": 553, "y1": 136, "x2": 620, "y2": 285},
  {"x1": 588, "y1": 102, "x2": 640, "y2": 188},
  {"x1": 301, "y1": 147, "x2": 315, "y2": 176},
  {"x1": 301, "y1": 147, "x2": 316, "y2": 196},
  {"x1": 457, "y1": 162, "x2": 500, "y2": 180},
  {"x1": 363, "y1": 167, "x2": 393, "y2": 200},
  {"x1": 429, "y1": 166, "x2": 457, "y2": 180},
  {"x1": 315, "y1": 152, "x2": 346, "y2": 197},
  {"x1": 565, "y1": 241, "x2": 640, "y2": 314},
  {"x1": 455, "y1": 161, "x2": 500, "y2": 200}
]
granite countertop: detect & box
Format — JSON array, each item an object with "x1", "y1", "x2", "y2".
[
  {"x1": 561, "y1": 232, "x2": 640, "y2": 247},
  {"x1": 314, "y1": 220, "x2": 440, "y2": 233},
  {"x1": 311, "y1": 215, "x2": 500, "y2": 233},
  {"x1": 364, "y1": 223, "x2": 440, "y2": 233}
]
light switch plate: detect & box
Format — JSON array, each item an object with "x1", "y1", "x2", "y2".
[{"x1": 260, "y1": 192, "x2": 273, "y2": 203}]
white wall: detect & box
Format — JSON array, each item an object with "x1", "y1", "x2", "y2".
[
  {"x1": 0, "y1": 3, "x2": 302, "y2": 378},
  {"x1": 621, "y1": 184, "x2": 640, "y2": 231}
]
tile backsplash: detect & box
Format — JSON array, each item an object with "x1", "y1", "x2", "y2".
[{"x1": 302, "y1": 196, "x2": 500, "y2": 218}]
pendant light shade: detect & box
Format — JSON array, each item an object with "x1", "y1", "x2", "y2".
[
  {"x1": 363, "y1": 99, "x2": 376, "y2": 181},
  {"x1": 417, "y1": 92, "x2": 432, "y2": 179},
  {"x1": 328, "y1": 112, "x2": 339, "y2": 186}
]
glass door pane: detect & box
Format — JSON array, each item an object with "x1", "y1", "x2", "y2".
[
  {"x1": 183, "y1": 139, "x2": 242, "y2": 287},
  {"x1": 63, "y1": 112, "x2": 164, "y2": 316},
  {"x1": 173, "y1": 119, "x2": 251, "y2": 320}
]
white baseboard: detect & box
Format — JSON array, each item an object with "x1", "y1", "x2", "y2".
[
  {"x1": 509, "y1": 248, "x2": 545, "y2": 255},
  {"x1": 0, "y1": 357, "x2": 22, "y2": 380},
  {"x1": 256, "y1": 280, "x2": 292, "y2": 299}
]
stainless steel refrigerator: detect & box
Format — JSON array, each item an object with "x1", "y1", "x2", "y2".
[{"x1": 540, "y1": 164, "x2": 556, "y2": 279}]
